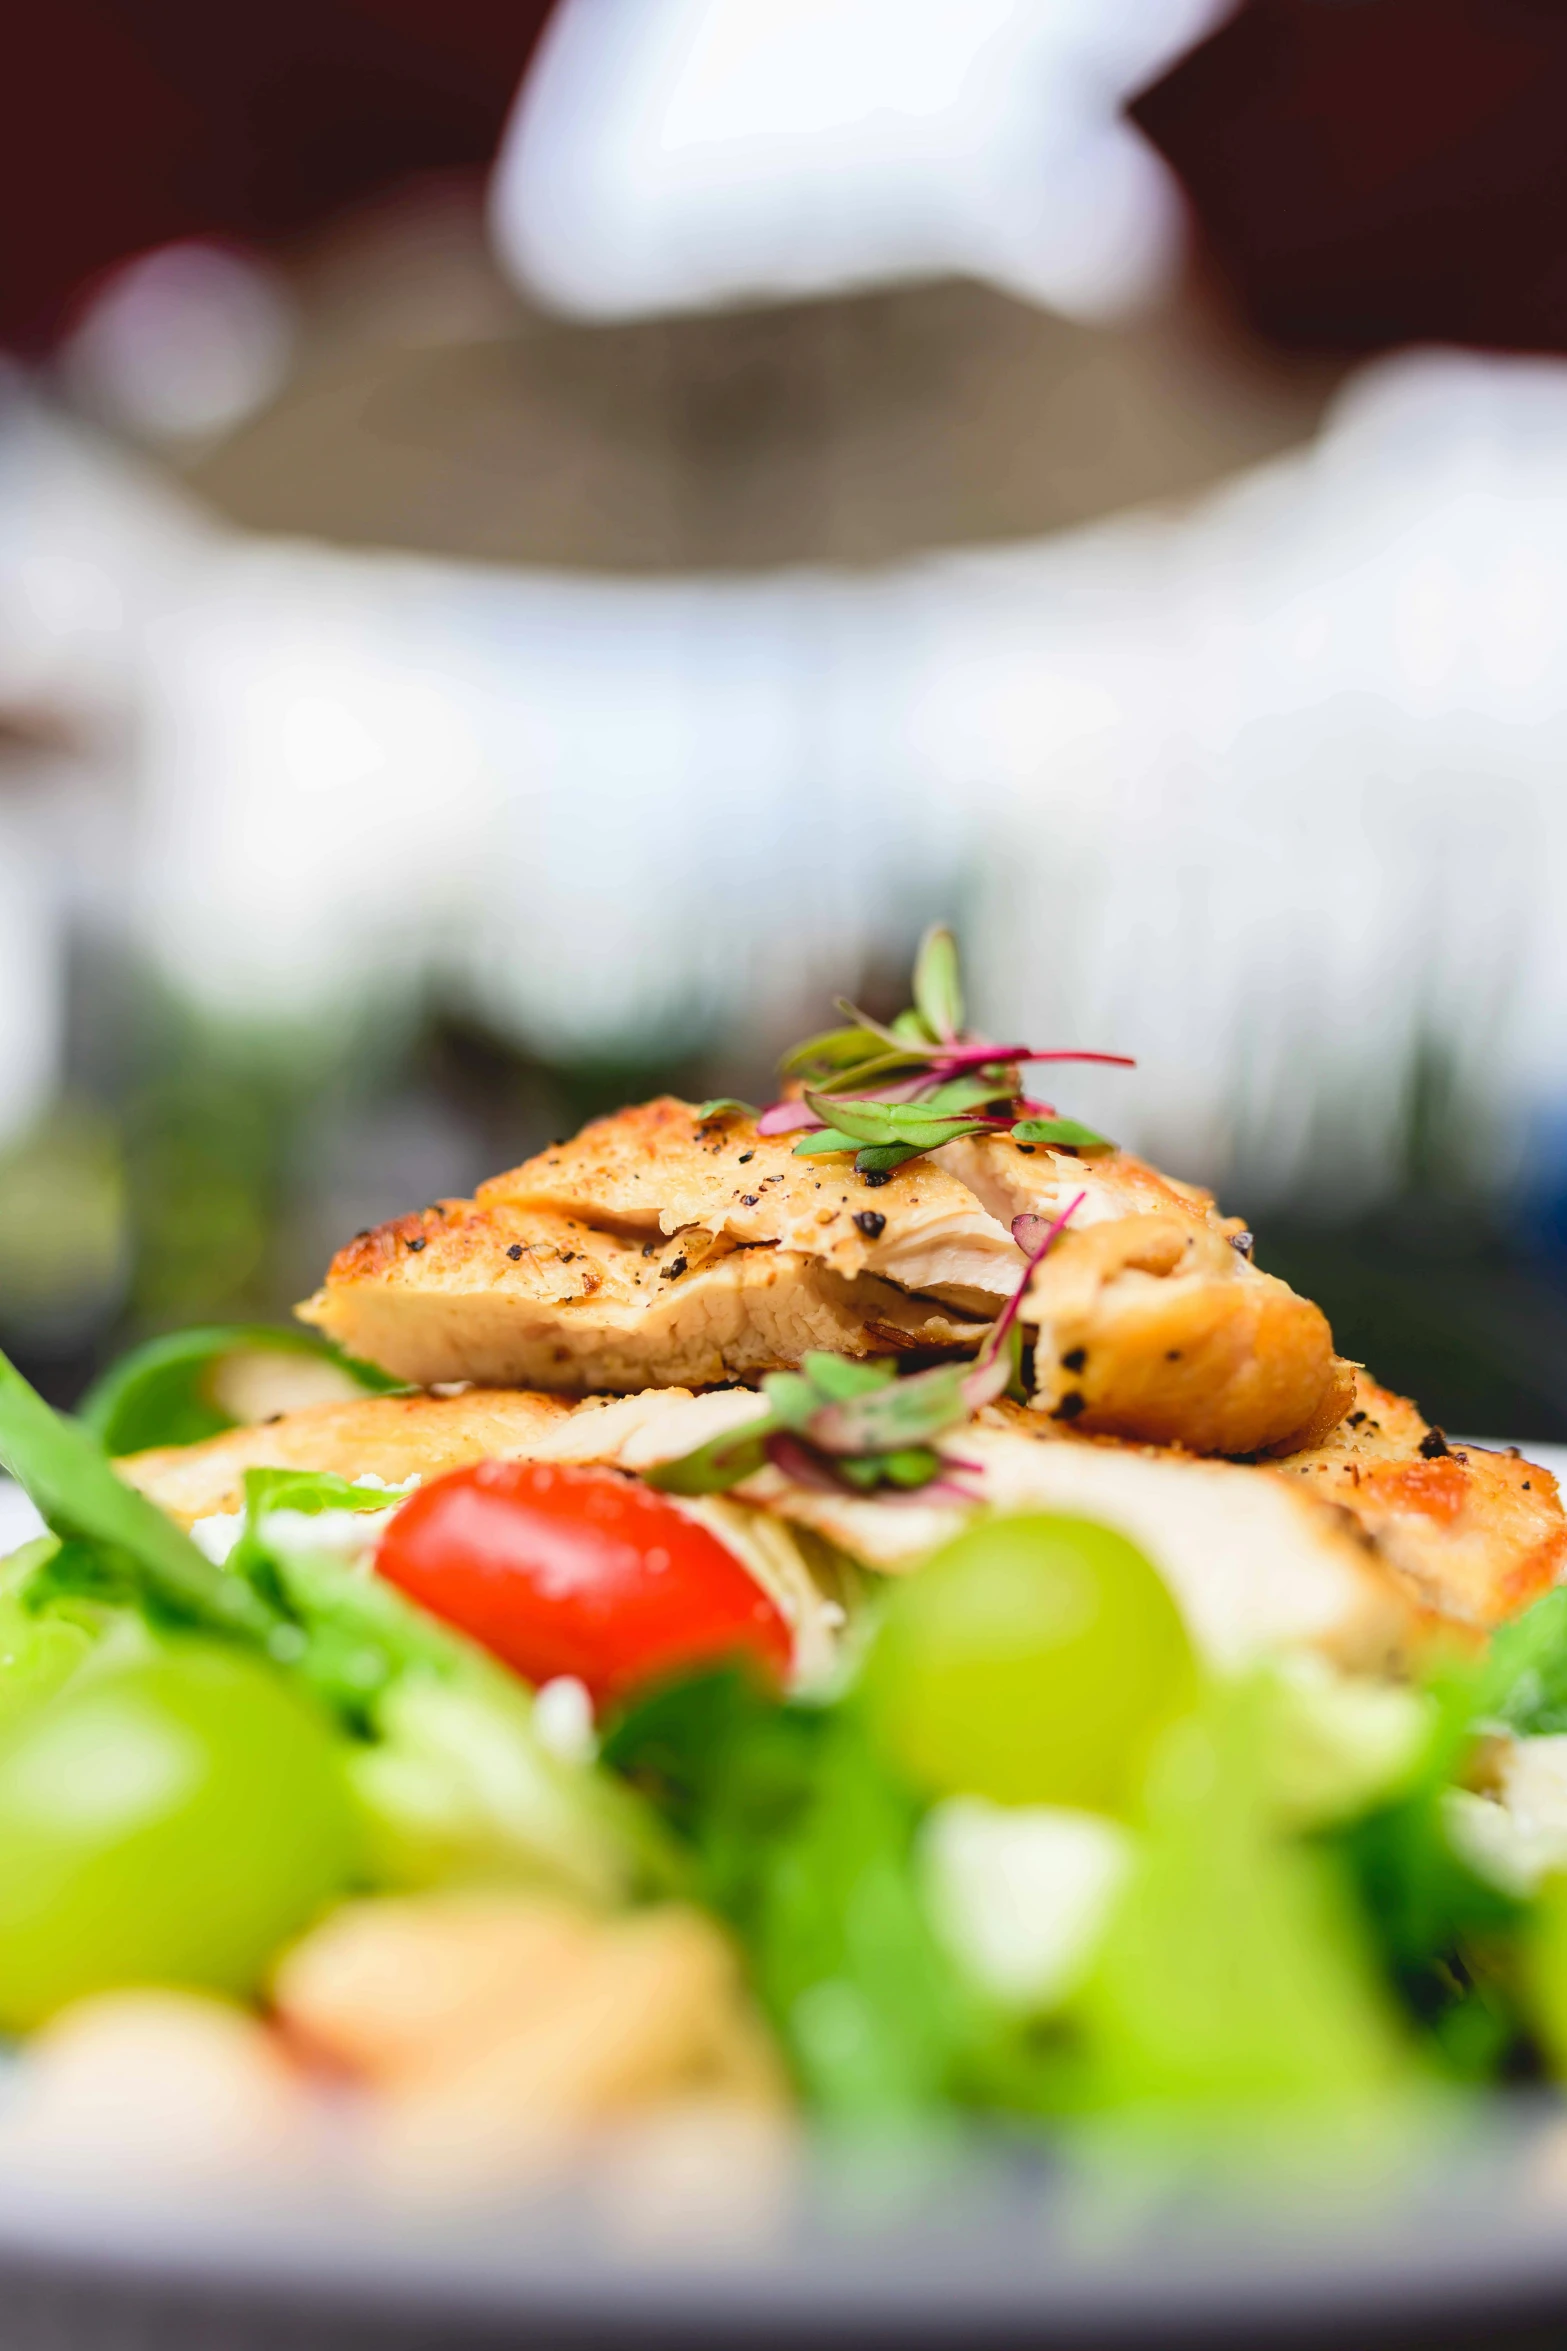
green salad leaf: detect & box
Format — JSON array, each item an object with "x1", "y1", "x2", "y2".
[
  {"x1": 1079, "y1": 1682, "x2": 1409, "y2": 2107},
  {"x1": 604, "y1": 1670, "x2": 984, "y2": 2114},
  {"x1": 79, "y1": 1324, "x2": 402, "y2": 1457},
  {"x1": 0, "y1": 1347, "x2": 277, "y2": 1644}
]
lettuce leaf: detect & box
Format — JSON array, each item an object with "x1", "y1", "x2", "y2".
[{"x1": 79, "y1": 1325, "x2": 401, "y2": 1456}]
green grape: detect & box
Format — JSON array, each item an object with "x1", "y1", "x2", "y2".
[
  {"x1": 863, "y1": 1514, "x2": 1198, "y2": 1812},
  {"x1": 0, "y1": 1643, "x2": 360, "y2": 2029}
]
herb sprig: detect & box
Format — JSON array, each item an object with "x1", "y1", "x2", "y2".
[
  {"x1": 755, "y1": 926, "x2": 1133, "y2": 1176},
  {"x1": 646, "y1": 1193, "x2": 1084, "y2": 1504}
]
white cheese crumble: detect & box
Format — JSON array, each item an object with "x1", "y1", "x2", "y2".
[
  {"x1": 920, "y1": 1796, "x2": 1133, "y2": 2012},
  {"x1": 189, "y1": 1510, "x2": 244, "y2": 1566},
  {"x1": 1448, "y1": 1735, "x2": 1567, "y2": 1896},
  {"x1": 532, "y1": 1676, "x2": 597, "y2": 1765}
]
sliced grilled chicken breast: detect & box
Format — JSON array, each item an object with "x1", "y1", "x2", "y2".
[
  {"x1": 119, "y1": 1388, "x2": 577, "y2": 1523},
  {"x1": 1271, "y1": 1376, "x2": 1567, "y2": 1630},
  {"x1": 299, "y1": 1100, "x2": 1348, "y2": 1455},
  {"x1": 298, "y1": 1195, "x2": 979, "y2": 1395}
]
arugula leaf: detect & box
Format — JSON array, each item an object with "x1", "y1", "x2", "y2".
[
  {"x1": 912, "y1": 924, "x2": 964, "y2": 1044},
  {"x1": 1010, "y1": 1117, "x2": 1115, "y2": 1152},
  {"x1": 0, "y1": 1346, "x2": 277, "y2": 1644},
  {"x1": 79, "y1": 1325, "x2": 401, "y2": 1456}
]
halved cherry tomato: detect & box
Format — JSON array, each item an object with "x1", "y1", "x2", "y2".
[{"x1": 374, "y1": 1460, "x2": 792, "y2": 1707}]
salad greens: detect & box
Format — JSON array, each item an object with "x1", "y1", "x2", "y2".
[
  {"x1": 0, "y1": 1349, "x2": 670, "y2": 1965},
  {"x1": 79, "y1": 1323, "x2": 402, "y2": 1457},
  {"x1": 5, "y1": 1318, "x2": 1567, "y2": 2127}
]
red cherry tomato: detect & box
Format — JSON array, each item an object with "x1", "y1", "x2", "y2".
[{"x1": 374, "y1": 1460, "x2": 792, "y2": 1707}]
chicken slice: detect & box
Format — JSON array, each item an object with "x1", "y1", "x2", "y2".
[
  {"x1": 123, "y1": 1385, "x2": 1412, "y2": 1677},
  {"x1": 118, "y1": 1387, "x2": 577, "y2": 1524},
  {"x1": 1271, "y1": 1376, "x2": 1567, "y2": 1630},
  {"x1": 301, "y1": 1099, "x2": 1350, "y2": 1456},
  {"x1": 297, "y1": 1197, "x2": 978, "y2": 1396},
  {"x1": 934, "y1": 1132, "x2": 1353, "y2": 1455},
  {"x1": 480, "y1": 1097, "x2": 1023, "y2": 1309},
  {"x1": 1017, "y1": 1213, "x2": 1354, "y2": 1457}
]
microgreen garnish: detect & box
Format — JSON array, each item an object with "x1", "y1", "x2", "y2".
[
  {"x1": 758, "y1": 926, "x2": 1131, "y2": 1174},
  {"x1": 646, "y1": 1195, "x2": 1084, "y2": 1504}
]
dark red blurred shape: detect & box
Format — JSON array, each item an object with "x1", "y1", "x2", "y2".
[
  {"x1": 0, "y1": 1, "x2": 556, "y2": 350},
  {"x1": 1134, "y1": 0, "x2": 1567, "y2": 356}
]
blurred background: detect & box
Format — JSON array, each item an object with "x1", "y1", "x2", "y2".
[{"x1": 8, "y1": 0, "x2": 1567, "y2": 1432}]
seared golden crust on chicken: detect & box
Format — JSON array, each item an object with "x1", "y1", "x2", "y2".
[
  {"x1": 1271, "y1": 1376, "x2": 1567, "y2": 1631},
  {"x1": 298, "y1": 1193, "x2": 979, "y2": 1396},
  {"x1": 1021, "y1": 1214, "x2": 1350, "y2": 1457},
  {"x1": 118, "y1": 1388, "x2": 576, "y2": 1524}
]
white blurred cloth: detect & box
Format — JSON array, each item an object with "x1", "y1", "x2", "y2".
[{"x1": 11, "y1": 349, "x2": 1567, "y2": 1213}]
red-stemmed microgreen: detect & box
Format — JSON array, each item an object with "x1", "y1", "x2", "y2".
[
  {"x1": 645, "y1": 1193, "x2": 1084, "y2": 1504},
  {"x1": 758, "y1": 926, "x2": 1132, "y2": 1174}
]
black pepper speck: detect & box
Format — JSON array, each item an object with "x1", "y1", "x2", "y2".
[
  {"x1": 404, "y1": 1237, "x2": 427, "y2": 1254},
  {"x1": 853, "y1": 1210, "x2": 887, "y2": 1240},
  {"x1": 740, "y1": 1194, "x2": 760, "y2": 1207},
  {"x1": 1418, "y1": 1429, "x2": 1453, "y2": 1460},
  {"x1": 507, "y1": 1243, "x2": 524, "y2": 1261},
  {"x1": 661, "y1": 1256, "x2": 687, "y2": 1281},
  {"x1": 738, "y1": 1150, "x2": 754, "y2": 1164},
  {"x1": 861, "y1": 1169, "x2": 893, "y2": 1188},
  {"x1": 1055, "y1": 1391, "x2": 1087, "y2": 1421},
  {"x1": 1061, "y1": 1347, "x2": 1087, "y2": 1373}
]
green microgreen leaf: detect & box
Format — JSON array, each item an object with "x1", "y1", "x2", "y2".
[
  {"x1": 1010, "y1": 1116, "x2": 1115, "y2": 1152},
  {"x1": 810, "y1": 1049, "x2": 932, "y2": 1096},
  {"x1": 854, "y1": 1143, "x2": 929, "y2": 1175},
  {"x1": 791, "y1": 1127, "x2": 861, "y2": 1157},
  {"x1": 891, "y1": 1008, "x2": 939, "y2": 1046},
  {"x1": 758, "y1": 1371, "x2": 824, "y2": 1432},
  {"x1": 920, "y1": 1074, "x2": 1017, "y2": 1116},
  {"x1": 807, "y1": 1363, "x2": 970, "y2": 1458},
  {"x1": 695, "y1": 1098, "x2": 756, "y2": 1121},
  {"x1": 913, "y1": 924, "x2": 964, "y2": 1043},
  {"x1": 777, "y1": 1025, "x2": 889, "y2": 1079},
  {"x1": 642, "y1": 1415, "x2": 778, "y2": 1498},
  {"x1": 795, "y1": 1352, "x2": 897, "y2": 1403},
  {"x1": 801, "y1": 1091, "x2": 989, "y2": 1150}
]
